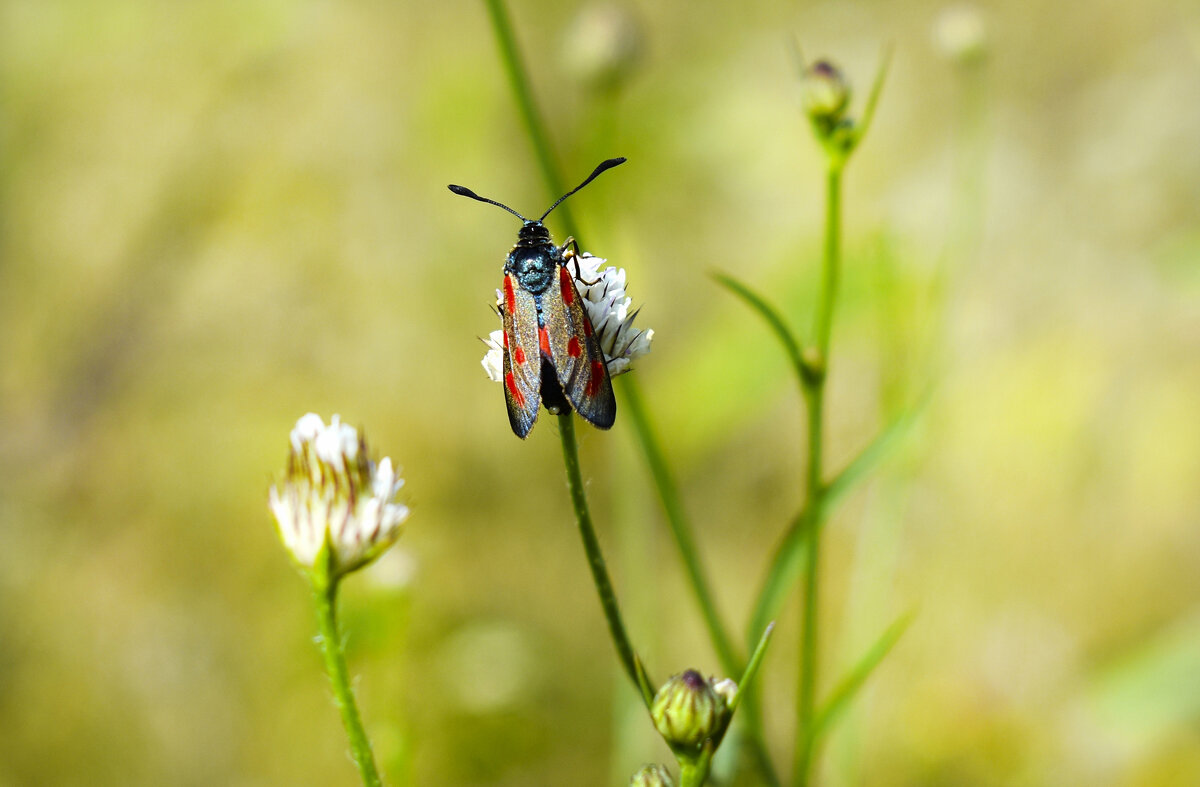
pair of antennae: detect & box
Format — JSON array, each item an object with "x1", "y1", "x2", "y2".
[{"x1": 448, "y1": 157, "x2": 626, "y2": 223}]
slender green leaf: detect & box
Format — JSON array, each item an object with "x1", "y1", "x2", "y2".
[
  {"x1": 710, "y1": 271, "x2": 807, "y2": 390},
  {"x1": 853, "y1": 44, "x2": 894, "y2": 148},
  {"x1": 813, "y1": 609, "x2": 916, "y2": 739},
  {"x1": 746, "y1": 403, "x2": 923, "y2": 649},
  {"x1": 634, "y1": 654, "x2": 656, "y2": 709},
  {"x1": 730, "y1": 622, "x2": 776, "y2": 713},
  {"x1": 620, "y1": 376, "x2": 741, "y2": 676}
]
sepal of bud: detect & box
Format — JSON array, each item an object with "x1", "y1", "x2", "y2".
[
  {"x1": 629, "y1": 763, "x2": 677, "y2": 787},
  {"x1": 650, "y1": 670, "x2": 731, "y2": 755}
]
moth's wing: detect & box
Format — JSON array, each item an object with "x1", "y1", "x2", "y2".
[
  {"x1": 541, "y1": 263, "x2": 616, "y2": 429},
  {"x1": 500, "y1": 273, "x2": 542, "y2": 438}
]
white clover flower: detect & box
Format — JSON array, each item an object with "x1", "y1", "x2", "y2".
[
  {"x1": 480, "y1": 252, "x2": 653, "y2": 380},
  {"x1": 269, "y1": 413, "x2": 409, "y2": 579}
]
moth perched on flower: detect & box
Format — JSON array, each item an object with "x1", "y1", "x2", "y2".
[
  {"x1": 482, "y1": 250, "x2": 652, "y2": 385},
  {"x1": 450, "y1": 158, "x2": 651, "y2": 438}
]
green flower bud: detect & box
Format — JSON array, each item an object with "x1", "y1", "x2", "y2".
[
  {"x1": 651, "y1": 670, "x2": 729, "y2": 752},
  {"x1": 629, "y1": 764, "x2": 677, "y2": 787},
  {"x1": 800, "y1": 59, "x2": 851, "y2": 123}
]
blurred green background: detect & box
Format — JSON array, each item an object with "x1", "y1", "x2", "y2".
[{"x1": 2, "y1": 0, "x2": 1199, "y2": 784}]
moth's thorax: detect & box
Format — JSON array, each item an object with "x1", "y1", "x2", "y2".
[{"x1": 506, "y1": 221, "x2": 558, "y2": 294}]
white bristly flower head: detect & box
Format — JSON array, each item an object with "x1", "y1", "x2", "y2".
[
  {"x1": 269, "y1": 413, "x2": 409, "y2": 581},
  {"x1": 573, "y1": 253, "x2": 654, "y2": 375},
  {"x1": 480, "y1": 252, "x2": 653, "y2": 380}
]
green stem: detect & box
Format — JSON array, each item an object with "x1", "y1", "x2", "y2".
[
  {"x1": 312, "y1": 575, "x2": 383, "y2": 787},
  {"x1": 680, "y1": 755, "x2": 712, "y2": 787},
  {"x1": 620, "y1": 377, "x2": 738, "y2": 673},
  {"x1": 794, "y1": 162, "x2": 843, "y2": 787},
  {"x1": 621, "y1": 376, "x2": 781, "y2": 786},
  {"x1": 557, "y1": 411, "x2": 650, "y2": 705},
  {"x1": 482, "y1": 0, "x2": 580, "y2": 240}
]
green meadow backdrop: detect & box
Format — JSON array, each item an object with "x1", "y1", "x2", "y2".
[{"x1": 1, "y1": 0, "x2": 1198, "y2": 784}]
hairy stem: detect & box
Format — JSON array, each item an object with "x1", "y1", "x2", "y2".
[{"x1": 312, "y1": 575, "x2": 383, "y2": 787}]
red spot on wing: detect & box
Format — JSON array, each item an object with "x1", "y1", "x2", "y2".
[
  {"x1": 583, "y1": 318, "x2": 594, "y2": 337},
  {"x1": 503, "y1": 277, "x2": 516, "y2": 314},
  {"x1": 505, "y1": 372, "x2": 526, "y2": 406},
  {"x1": 559, "y1": 267, "x2": 575, "y2": 304},
  {"x1": 513, "y1": 345, "x2": 526, "y2": 365},
  {"x1": 568, "y1": 336, "x2": 582, "y2": 358},
  {"x1": 585, "y1": 361, "x2": 605, "y2": 397},
  {"x1": 502, "y1": 331, "x2": 509, "y2": 348},
  {"x1": 539, "y1": 327, "x2": 551, "y2": 357}
]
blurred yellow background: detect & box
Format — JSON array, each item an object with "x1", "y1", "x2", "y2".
[{"x1": 1, "y1": 0, "x2": 1198, "y2": 784}]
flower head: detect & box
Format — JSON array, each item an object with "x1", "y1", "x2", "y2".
[
  {"x1": 269, "y1": 413, "x2": 408, "y2": 580},
  {"x1": 650, "y1": 669, "x2": 733, "y2": 755},
  {"x1": 481, "y1": 252, "x2": 653, "y2": 380}
]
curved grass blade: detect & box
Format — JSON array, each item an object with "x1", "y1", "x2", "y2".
[
  {"x1": 812, "y1": 608, "x2": 915, "y2": 740},
  {"x1": 710, "y1": 271, "x2": 807, "y2": 391},
  {"x1": 746, "y1": 404, "x2": 923, "y2": 649}
]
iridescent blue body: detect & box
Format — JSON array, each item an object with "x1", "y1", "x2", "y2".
[{"x1": 507, "y1": 222, "x2": 558, "y2": 301}]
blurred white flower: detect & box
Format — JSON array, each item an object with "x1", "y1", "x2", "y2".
[
  {"x1": 932, "y1": 4, "x2": 987, "y2": 64},
  {"x1": 269, "y1": 413, "x2": 408, "y2": 579},
  {"x1": 480, "y1": 253, "x2": 653, "y2": 380},
  {"x1": 562, "y1": 3, "x2": 644, "y2": 93}
]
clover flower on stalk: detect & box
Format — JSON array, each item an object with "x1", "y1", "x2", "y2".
[
  {"x1": 269, "y1": 413, "x2": 409, "y2": 581},
  {"x1": 482, "y1": 252, "x2": 653, "y2": 381}
]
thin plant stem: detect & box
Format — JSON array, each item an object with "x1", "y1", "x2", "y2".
[
  {"x1": 793, "y1": 162, "x2": 844, "y2": 787},
  {"x1": 680, "y1": 754, "x2": 713, "y2": 787},
  {"x1": 481, "y1": 0, "x2": 579, "y2": 240},
  {"x1": 312, "y1": 575, "x2": 383, "y2": 787},
  {"x1": 620, "y1": 376, "x2": 781, "y2": 786},
  {"x1": 620, "y1": 376, "x2": 738, "y2": 672},
  {"x1": 557, "y1": 411, "x2": 652, "y2": 706}
]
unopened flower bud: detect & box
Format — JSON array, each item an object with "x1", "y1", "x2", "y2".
[
  {"x1": 801, "y1": 60, "x2": 851, "y2": 123},
  {"x1": 269, "y1": 414, "x2": 408, "y2": 580},
  {"x1": 651, "y1": 670, "x2": 728, "y2": 752}
]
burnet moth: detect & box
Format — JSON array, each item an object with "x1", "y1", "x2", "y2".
[{"x1": 449, "y1": 158, "x2": 625, "y2": 439}]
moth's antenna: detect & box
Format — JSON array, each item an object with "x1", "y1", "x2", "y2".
[
  {"x1": 538, "y1": 157, "x2": 626, "y2": 222},
  {"x1": 447, "y1": 184, "x2": 530, "y2": 222}
]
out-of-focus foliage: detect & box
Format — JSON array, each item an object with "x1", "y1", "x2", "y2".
[{"x1": 1, "y1": 0, "x2": 1198, "y2": 785}]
